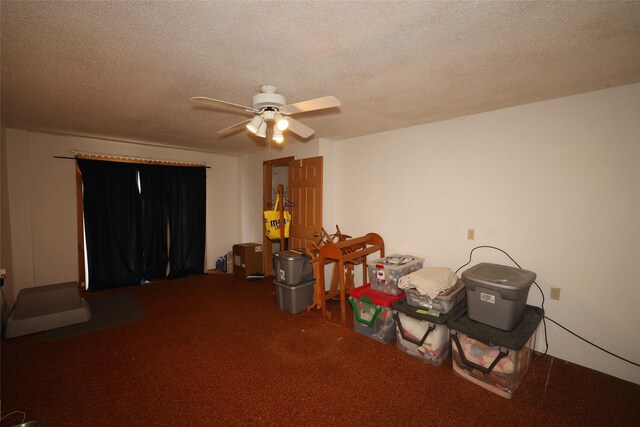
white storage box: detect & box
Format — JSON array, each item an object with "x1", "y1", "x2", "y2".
[
  {"x1": 449, "y1": 305, "x2": 543, "y2": 399},
  {"x1": 404, "y1": 278, "x2": 466, "y2": 315},
  {"x1": 367, "y1": 254, "x2": 424, "y2": 296}
]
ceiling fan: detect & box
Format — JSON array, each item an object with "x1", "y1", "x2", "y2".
[{"x1": 191, "y1": 84, "x2": 341, "y2": 144}]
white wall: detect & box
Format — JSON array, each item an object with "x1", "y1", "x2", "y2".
[
  {"x1": 330, "y1": 83, "x2": 640, "y2": 384},
  {"x1": 1, "y1": 129, "x2": 239, "y2": 303}
]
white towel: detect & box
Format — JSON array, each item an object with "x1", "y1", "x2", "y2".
[{"x1": 398, "y1": 267, "x2": 458, "y2": 299}]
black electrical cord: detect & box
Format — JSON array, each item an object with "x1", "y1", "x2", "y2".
[
  {"x1": 457, "y1": 245, "x2": 639, "y2": 367},
  {"x1": 544, "y1": 316, "x2": 640, "y2": 367},
  {"x1": 0, "y1": 411, "x2": 26, "y2": 425},
  {"x1": 455, "y1": 245, "x2": 528, "y2": 275}
]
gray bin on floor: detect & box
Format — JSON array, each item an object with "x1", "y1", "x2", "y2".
[
  {"x1": 274, "y1": 279, "x2": 315, "y2": 314},
  {"x1": 273, "y1": 249, "x2": 314, "y2": 286}
]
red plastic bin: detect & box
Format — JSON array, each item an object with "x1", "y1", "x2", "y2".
[{"x1": 348, "y1": 284, "x2": 405, "y2": 344}]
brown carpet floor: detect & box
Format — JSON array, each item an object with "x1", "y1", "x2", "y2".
[{"x1": 2, "y1": 273, "x2": 639, "y2": 426}]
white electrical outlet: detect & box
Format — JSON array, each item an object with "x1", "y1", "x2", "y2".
[{"x1": 550, "y1": 287, "x2": 561, "y2": 301}]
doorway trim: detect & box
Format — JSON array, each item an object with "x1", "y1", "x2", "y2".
[{"x1": 262, "y1": 156, "x2": 294, "y2": 275}]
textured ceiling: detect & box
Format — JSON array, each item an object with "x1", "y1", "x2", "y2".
[{"x1": 2, "y1": 1, "x2": 640, "y2": 155}]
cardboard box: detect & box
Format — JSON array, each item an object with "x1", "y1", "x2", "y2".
[
  {"x1": 232, "y1": 243, "x2": 264, "y2": 279},
  {"x1": 226, "y1": 251, "x2": 233, "y2": 274}
]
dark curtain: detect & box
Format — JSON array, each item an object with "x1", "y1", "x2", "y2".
[
  {"x1": 78, "y1": 159, "x2": 144, "y2": 290},
  {"x1": 167, "y1": 166, "x2": 206, "y2": 278},
  {"x1": 138, "y1": 164, "x2": 169, "y2": 281}
]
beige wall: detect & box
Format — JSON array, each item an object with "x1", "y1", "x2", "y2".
[
  {"x1": 1, "y1": 130, "x2": 240, "y2": 302},
  {"x1": 329, "y1": 83, "x2": 640, "y2": 384}
]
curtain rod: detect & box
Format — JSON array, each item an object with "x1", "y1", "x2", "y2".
[{"x1": 53, "y1": 151, "x2": 210, "y2": 168}]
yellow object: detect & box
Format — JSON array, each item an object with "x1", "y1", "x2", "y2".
[{"x1": 264, "y1": 194, "x2": 291, "y2": 240}]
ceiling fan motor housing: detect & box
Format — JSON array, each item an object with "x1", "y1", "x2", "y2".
[{"x1": 252, "y1": 92, "x2": 286, "y2": 111}]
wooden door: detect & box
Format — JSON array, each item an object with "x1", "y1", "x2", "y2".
[{"x1": 288, "y1": 156, "x2": 323, "y2": 251}]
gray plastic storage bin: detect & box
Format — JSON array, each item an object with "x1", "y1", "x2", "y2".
[
  {"x1": 274, "y1": 279, "x2": 315, "y2": 314},
  {"x1": 273, "y1": 249, "x2": 314, "y2": 286},
  {"x1": 462, "y1": 263, "x2": 536, "y2": 331}
]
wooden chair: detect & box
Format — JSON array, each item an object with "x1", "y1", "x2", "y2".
[{"x1": 316, "y1": 232, "x2": 385, "y2": 326}]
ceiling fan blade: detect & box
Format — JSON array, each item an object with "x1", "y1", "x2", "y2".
[
  {"x1": 191, "y1": 96, "x2": 258, "y2": 113},
  {"x1": 286, "y1": 117, "x2": 315, "y2": 139},
  {"x1": 217, "y1": 119, "x2": 251, "y2": 135},
  {"x1": 279, "y1": 96, "x2": 341, "y2": 115}
]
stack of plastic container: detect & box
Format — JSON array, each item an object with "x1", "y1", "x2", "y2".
[
  {"x1": 392, "y1": 277, "x2": 466, "y2": 366},
  {"x1": 447, "y1": 263, "x2": 542, "y2": 398},
  {"x1": 349, "y1": 284, "x2": 404, "y2": 343},
  {"x1": 272, "y1": 249, "x2": 314, "y2": 314},
  {"x1": 348, "y1": 254, "x2": 423, "y2": 344},
  {"x1": 392, "y1": 282, "x2": 466, "y2": 366},
  {"x1": 392, "y1": 299, "x2": 464, "y2": 366}
]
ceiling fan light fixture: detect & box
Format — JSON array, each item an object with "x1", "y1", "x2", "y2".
[
  {"x1": 275, "y1": 113, "x2": 289, "y2": 131},
  {"x1": 255, "y1": 121, "x2": 268, "y2": 138},
  {"x1": 262, "y1": 110, "x2": 276, "y2": 121},
  {"x1": 246, "y1": 115, "x2": 263, "y2": 134},
  {"x1": 273, "y1": 127, "x2": 284, "y2": 144}
]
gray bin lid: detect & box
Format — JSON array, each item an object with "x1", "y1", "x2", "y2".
[
  {"x1": 462, "y1": 263, "x2": 536, "y2": 291},
  {"x1": 448, "y1": 305, "x2": 543, "y2": 350},
  {"x1": 273, "y1": 249, "x2": 310, "y2": 261}
]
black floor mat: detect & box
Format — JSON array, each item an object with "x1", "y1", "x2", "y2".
[{"x1": 44, "y1": 293, "x2": 145, "y2": 342}]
